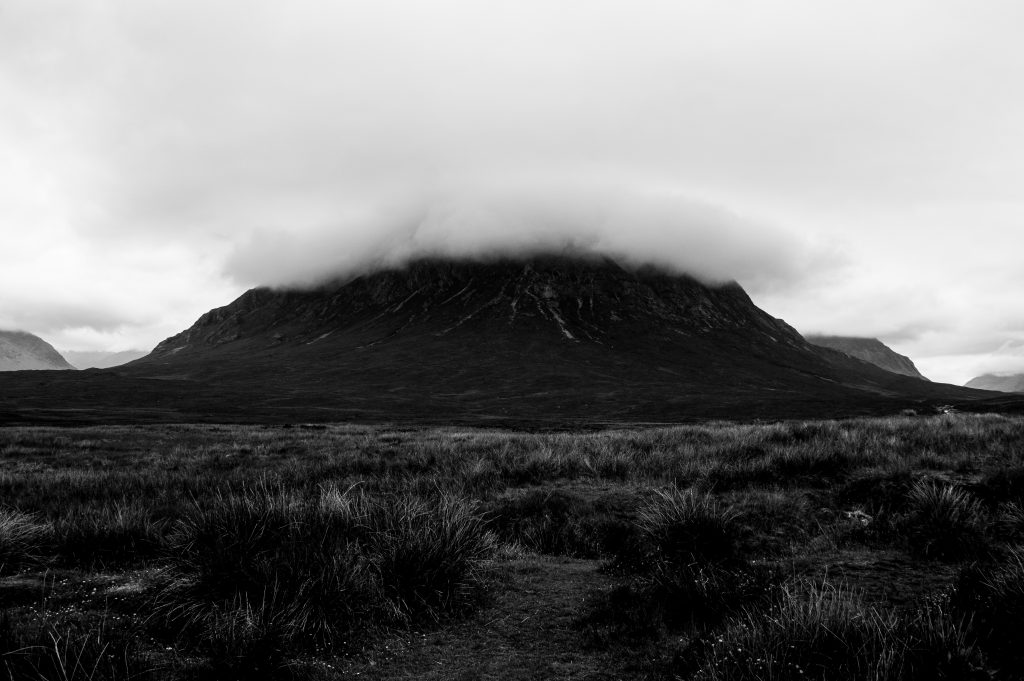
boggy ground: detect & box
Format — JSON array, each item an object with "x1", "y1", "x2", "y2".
[{"x1": 2, "y1": 414, "x2": 1024, "y2": 679}]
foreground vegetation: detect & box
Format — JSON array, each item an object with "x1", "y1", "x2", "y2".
[{"x1": 1, "y1": 413, "x2": 1024, "y2": 679}]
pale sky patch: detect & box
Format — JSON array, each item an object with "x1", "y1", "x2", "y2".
[{"x1": 2, "y1": 0, "x2": 1023, "y2": 384}]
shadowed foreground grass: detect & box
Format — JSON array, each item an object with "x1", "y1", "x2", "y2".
[{"x1": 1, "y1": 413, "x2": 1023, "y2": 678}]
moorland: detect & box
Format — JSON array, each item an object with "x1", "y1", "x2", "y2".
[{"x1": 2, "y1": 413, "x2": 1024, "y2": 680}]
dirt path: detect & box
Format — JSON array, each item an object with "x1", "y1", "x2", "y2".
[{"x1": 334, "y1": 556, "x2": 632, "y2": 681}]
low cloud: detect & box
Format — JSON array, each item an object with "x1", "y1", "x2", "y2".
[{"x1": 225, "y1": 180, "x2": 835, "y2": 292}]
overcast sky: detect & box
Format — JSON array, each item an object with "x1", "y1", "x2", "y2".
[{"x1": 2, "y1": 0, "x2": 1023, "y2": 384}]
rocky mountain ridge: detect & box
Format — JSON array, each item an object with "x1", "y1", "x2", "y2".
[{"x1": 148, "y1": 255, "x2": 810, "y2": 361}]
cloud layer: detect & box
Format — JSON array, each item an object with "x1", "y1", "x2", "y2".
[{"x1": 224, "y1": 180, "x2": 835, "y2": 291}]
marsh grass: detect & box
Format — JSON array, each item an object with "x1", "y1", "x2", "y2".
[
  {"x1": 997, "y1": 501, "x2": 1024, "y2": 539},
  {"x1": 52, "y1": 501, "x2": 167, "y2": 568},
  {"x1": 627, "y1": 488, "x2": 742, "y2": 571},
  {"x1": 973, "y1": 466, "x2": 1024, "y2": 506},
  {"x1": 726, "y1": 489, "x2": 815, "y2": 555},
  {"x1": 903, "y1": 481, "x2": 988, "y2": 560},
  {"x1": 951, "y1": 547, "x2": 1024, "y2": 670},
  {"x1": 484, "y1": 488, "x2": 636, "y2": 558},
  {"x1": 586, "y1": 488, "x2": 774, "y2": 642},
  {"x1": 372, "y1": 492, "x2": 496, "y2": 619},
  {"x1": 0, "y1": 610, "x2": 151, "y2": 681},
  {"x1": 0, "y1": 508, "x2": 47, "y2": 575},
  {"x1": 836, "y1": 468, "x2": 917, "y2": 514},
  {"x1": 686, "y1": 580, "x2": 982, "y2": 681},
  {"x1": 0, "y1": 415, "x2": 1022, "y2": 678},
  {"x1": 154, "y1": 482, "x2": 494, "y2": 656}
]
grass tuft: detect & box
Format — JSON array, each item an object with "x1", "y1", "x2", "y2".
[
  {"x1": 587, "y1": 488, "x2": 772, "y2": 642},
  {"x1": 629, "y1": 488, "x2": 741, "y2": 570},
  {"x1": 154, "y1": 483, "x2": 494, "y2": 656},
  {"x1": 52, "y1": 501, "x2": 166, "y2": 568},
  {"x1": 372, "y1": 492, "x2": 496, "y2": 619},
  {"x1": 951, "y1": 547, "x2": 1024, "y2": 670},
  {"x1": 0, "y1": 507, "x2": 47, "y2": 575},
  {"x1": 484, "y1": 489, "x2": 635, "y2": 558},
  {"x1": 0, "y1": 611, "x2": 151, "y2": 681},
  {"x1": 903, "y1": 480, "x2": 988, "y2": 560},
  {"x1": 686, "y1": 579, "x2": 984, "y2": 681}
]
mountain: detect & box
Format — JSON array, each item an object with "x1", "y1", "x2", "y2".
[
  {"x1": 0, "y1": 256, "x2": 998, "y2": 425},
  {"x1": 805, "y1": 335, "x2": 928, "y2": 380},
  {"x1": 124, "y1": 255, "x2": 979, "y2": 420},
  {"x1": 0, "y1": 330, "x2": 75, "y2": 371},
  {"x1": 965, "y1": 374, "x2": 1024, "y2": 393},
  {"x1": 63, "y1": 349, "x2": 149, "y2": 370}
]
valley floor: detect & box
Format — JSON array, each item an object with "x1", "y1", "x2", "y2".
[{"x1": 1, "y1": 415, "x2": 1023, "y2": 679}]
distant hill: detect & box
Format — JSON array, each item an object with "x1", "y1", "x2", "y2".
[
  {"x1": 63, "y1": 349, "x2": 149, "y2": 370},
  {"x1": 0, "y1": 330, "x2": 75, "y2": 371},
  {"x1": 965, "y1": 374, "x2": 1024, "y2": 393},
  {"x1": 805, "y1": 335, "x2": 928, "y2": 380}
]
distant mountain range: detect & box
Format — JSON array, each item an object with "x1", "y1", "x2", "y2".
[
  {"x1": 965, "y1": 374, "x2": 1024, "y2": 393},
  {"x1": 62, "y1": 349, "x2": 149, "y2": 370},
  {"x1": 0, "y1": 256, "x2": 1006, "y2": 425},
  {"x1": 805, "y1": 335, "x2": 928, "y2": 380},
  {"x1": 0, "y1": 330, "x2": 74, "y2": 371},
  {"x1": 0, "y1": 331, "x2": 147, "y2": 371}
]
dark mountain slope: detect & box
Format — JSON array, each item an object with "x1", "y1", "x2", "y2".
[
  {"x1": 125, "y1": 256, "x2": 981, "y2": 418},
  {"x1": 0, "y1": 330, "x2": 75, "y2": 371},
  {"x1": 806, "y1": 335, "x2": 928, "y2": 380},
  {"x1": 0, "y1": 256, "x2": 998, "y2": 425}
]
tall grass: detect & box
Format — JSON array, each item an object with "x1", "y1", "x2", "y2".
[
  {"x1": 51, "y1": 501, "x2": 166, "y2": 567},
  {"x1": 688, "y1": 580, "x2": 982, "y2": 681},
  {"x1": 626, "y1": 488, "x2": 742, "y2": 571},
  {"x1": 904, "y1": 480, "x2": 988, "y2": 560},
  {"x1": 951, "y1": 547, "x2": 1024, "y2": 670},
  {"x1": 588, "y1": 488, "x2": 772, "y2": 639},
  {"x1": 155, "y1": 483, "x2": 494, "y2": 656},
  {"x1": 372, "y1": 492, "x2": 495, "y2": 618},
  {"x1": 1, "y1": 416, "x2": 1023, "y2": 676},
  {"x1": 998, "y1": 502, "x2": 1024, "y2": 539},
  {"x1": 0, "y1": 508, "x2": 47, "y2": 575},
  {"x1": 0, "y1": 612, "x2": 150, "y2": 681},
  {"x1": 484, "y1": 488, "x2": 635, "y2": 558}
]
